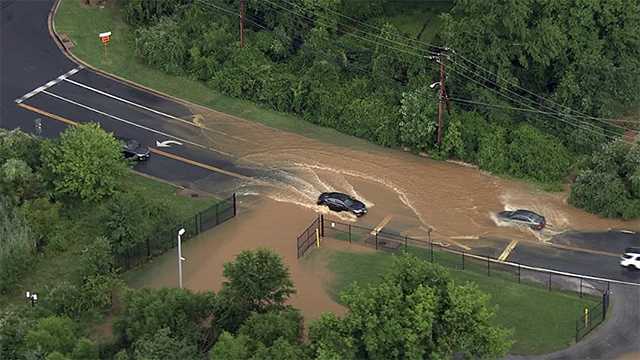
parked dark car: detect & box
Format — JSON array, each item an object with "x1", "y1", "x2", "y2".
[
  {"x1": 118, "y1": 138, "x2": 150, "y2": 161},
  {"x1": 317, "y1": 192, "x2": 367, "y2": 217},
  {"x1": 497, "y1": 209, "x2": 546, "y2": 230}
]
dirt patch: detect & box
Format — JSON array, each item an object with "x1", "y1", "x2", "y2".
[{"x1": 126, "y1": 196, "x2": 345, "y2": 320}]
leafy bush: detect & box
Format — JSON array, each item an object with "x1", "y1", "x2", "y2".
[
  {"x1": 507, "y1": 124, "x2": 571, "y2": 183},
  {"x1": 569, "y1": 140, "x2": 640, "y2": 219},
  {"x1": 135, "y1": 17, "x2": 188, "y2": 75},
  {"x1": 0, "y1": 199, "x2": 35, "y2": 293},
  {"x1": 122, "y1": 0, "x2": 190, "y2": 27},
  {"x1": 457, "y1": 111, "x2": 488, "y2": 163},
  {"x1": 478, "y1": 124, "x2": 509, "y2": 174},
  {"x1": 399, "y1": 87, "x2": 438, "y2": 151}
]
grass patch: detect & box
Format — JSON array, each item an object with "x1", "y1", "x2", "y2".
[
  {"x1": 0, "y1": 173, "x2": 216, "y2": 308},
  {"x1": 325, "y1": 248, "x2": 599, "y2": 355},
  {"x1": 54, "y1": 0, "x2": 377, "y2": 151}
]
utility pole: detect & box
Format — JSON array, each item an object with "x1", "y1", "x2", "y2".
[
  {"x1": 239, "y1": 0, "x2": 245, "y2": 48},
  {"x1": 437, "y1": 53, "x2": 449, "y2": 146}
]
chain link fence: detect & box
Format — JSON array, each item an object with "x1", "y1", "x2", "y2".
[
  {"x1": 115, "y1": 193, "x2": 236, "y2": 270},
  {"x1": 299, "y1": 215, "x2": 622, "y2": 342}
]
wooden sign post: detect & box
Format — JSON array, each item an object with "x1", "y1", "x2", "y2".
[{"x1": 99, "y1": 31, "x2": 111, "y2": 59}]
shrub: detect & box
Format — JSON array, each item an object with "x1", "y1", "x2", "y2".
[
  {"x1": 478, "y1": 125, "x2": 509, "y2": 174},
  {"x1": 0, "y1": 199, "x2": 35, "y2": 293},
  {"x1": 135, "y1": 17, "x2": 188, "y2": 75},
  {"x1": 507, "y1": 124, "x2": 571, "y2": 183}
]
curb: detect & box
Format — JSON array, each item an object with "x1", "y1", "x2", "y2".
[{"x1": 47, "y1": 0, "x2": 227, "y2": 117}]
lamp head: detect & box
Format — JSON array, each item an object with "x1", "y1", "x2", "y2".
[{"x1": 178, "y1": 228, "x2": 186, "y2": 236}]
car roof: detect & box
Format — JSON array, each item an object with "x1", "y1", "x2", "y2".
[
  {"x1": 513, "y1": 209, "x2": 543, "y2": 218},
  {"x1": 328, "y1": 192, "x2": 353, "y2": 200}
]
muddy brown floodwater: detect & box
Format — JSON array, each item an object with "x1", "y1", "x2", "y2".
[
  {"x1": 128, "y1": 103, "x2": 640, "y2": 322},
  {"x1": 190, "y1": 105, "x2": 640, "y2": 242}
]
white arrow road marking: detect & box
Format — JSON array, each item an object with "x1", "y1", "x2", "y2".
[
  {"x1": 42, "y1": 90, "x2": 232, "y2": 157},
  {"x1": 156, "y1": 140, "x2": 183, "y2": 147}
]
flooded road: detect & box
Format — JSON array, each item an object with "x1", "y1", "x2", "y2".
[{"x1": 188, "y1": 106, "x2": 640, "y2": 245}]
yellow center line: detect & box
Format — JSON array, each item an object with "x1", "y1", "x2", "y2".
[
  {"x1": 17, "y1": 103, "x2": 255, "y2": 182},
  {"x1": 370, "y1": 215, "x2": 393, "y2": 235},
  {"x1": 498, "y1": 240, "x2": 519, "y2": 261}
]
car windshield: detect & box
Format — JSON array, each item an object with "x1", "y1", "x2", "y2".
[
  {"x1": 343, "y1": 198, "x2": 355, "y2": 206},
  {"x1": 126, "y1": 140, "x2": 139, "y2": 149}
]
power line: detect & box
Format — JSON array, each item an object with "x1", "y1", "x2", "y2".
[{"x1": 265, "y1": 0, "x2": 629, "y2": 141}]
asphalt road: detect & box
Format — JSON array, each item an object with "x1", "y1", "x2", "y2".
[{"x1": 1, "y1": 0, "x2": 261, "y2": 196}]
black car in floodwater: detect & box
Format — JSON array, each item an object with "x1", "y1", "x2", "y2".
[
  {"x1": 118, "y1": 138, "x2": 150, "y2": 161},
  {"x1": 497, "y1": 209, "x2": 546, "y2": 230},
  {"x1": 317, "y1": 192, "x2": 367, "y2": 217}
]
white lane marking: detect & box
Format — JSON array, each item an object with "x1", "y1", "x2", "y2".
[
  {"x1": 41, "y1": 90, "x2": 232, "y2": 157},
  {"x1": 15, "y1": 66, "x2": 84, "y2": 104},
  {"x1": 62, "y1": 78, "x2": 249, "y2": 143}
]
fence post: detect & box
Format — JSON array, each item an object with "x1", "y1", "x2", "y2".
[
  {"x1": 575, "y1": 320, "x2": 579, "y2": 343},
  {"x1": 580, "y1": 278, "x2": 583, "y2": 298},
  {"x1": 518, "y1": 264, "x2": 521, "y2": 283},
  {"x1": 602, "y1": 292, "x2": 607, "y2": 320},
  {"x1": 430, "y1": 240, "x2": 434, "y2": 262},
  {"x1": 462, "y1": 252, "x2": 465, "y2": 270},
  {"x1": 348, "y1": 224, "x2": 352, "y2": 243},
  {"x1": 548, "y1": 273, "x2": 552, "y2": 291},
  {"x1": 146, "y1": 238, "x2": 150, "y2": 258},
  {"x1": 404, "y1": 236, "x2": 408, "y2": 252},
  {"x1": 320, "y1": 215, "x2": 325, "y2": 237},
  {"x1": 232, "y1": 193, "x2": 237, "y2": 217},
  {"x1": 375, "y1": 232, "x2": 379, "y2": 250},
  {"x1": 487, "y1": 256, "x2": 490, "y2": 276},
  {"x1": 215, "y1": 203, "x2": 220, "y2": 225}
]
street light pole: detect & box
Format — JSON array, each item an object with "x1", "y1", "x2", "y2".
[{"x1": 178, "y1": 228, "x2": 185, "y2": 289}]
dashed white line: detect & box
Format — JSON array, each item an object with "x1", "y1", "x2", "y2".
[
  {"x1": 15, "y1": 66, "x2": 84, "y2": 104},
  {"x1": 62, "y1": 78, "x2": 249, "y2": 143},
  {"x1": 41, "y1": 90, "x2": 232, "y2": 157}
]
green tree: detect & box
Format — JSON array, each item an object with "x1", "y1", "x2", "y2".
[
  {"x1": 41, "y1": 123, "x2": 127, "y2": 203},
  {"x1": 478, "y1": 124, "x2": 509, "y2": 174},
  {"x1": 216, "y1": 249, "x2": 295, "y2": 332},
  {"x1": 308, "y1": 255, "x2": 512, "y2": 359},
  {"x1": 0, "y1": 306, "x2": 36, "y2": 359},
  {"x1": 0, "y1": 159, "x2": 40, "y2": 204},
  {"x1": 0, "y1": 128, "x2": 42, "y2": 168},
  {"x1": 399, "y1": 87, "x2": 437, "y2": 151},
  {"x1": 20, "y1": 198, "x2": 61, "y2": 250},
  {"x1": 71, "y1": 338, "x2": 98, "y2": 360},
  {"x1": 24, "y1": 316, "x2": 76, "y2": 357},
  {"x1": 115, "y1": 288, "x2": 216, "y2": 350},
  {"x1": 238, "y1": 309, "x2": 303, "y2": 348},
  {"x1": 104, "y1": 191, "x2": 153, "y2": 257},
  {"x1": 441, "y1": 0, "x2": 640, "y2": 120},
  {"x1": 133, "y1": 327, "x2": 199, "y2": 360},
  {"x1": 209, "y1": 332, "x2": 250, "y2": 360}
]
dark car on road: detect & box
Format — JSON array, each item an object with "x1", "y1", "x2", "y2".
[
  {"x1": 317, "y1": 192, "x2": 367, "y2": 217},
  {"x1": 118, "y1": 138, "x2": 150, "y2": 161},
  {"x1": 497, "y1": 209, "x2": 546, "y2": 230}
]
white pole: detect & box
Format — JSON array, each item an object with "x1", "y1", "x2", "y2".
[{"x1": 178, "y1": 228, "x2": 185, "y2": 288}]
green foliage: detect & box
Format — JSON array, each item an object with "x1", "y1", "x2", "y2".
[
  {"x1": 135, "y1": 17, "x2": 188, "y2": 75},
  {"x1": 41, "y1": 123, "x2": 127, "y2": 203},
  {"x1": 209, "y1": 332, "x2": 249, "y2": 360},
  {"x1": 308, "y1": 254, "x2": 512, "y2": 359},
  {"x1": 20, "y1": 198, "x2": 61, "y2": 249},
  {"x1": 71, "y1": 338, "x2": 98, "y2": 360},
  {"x1": 115, "y1": 287, "x2": 216, "y2": 350},
  {"x1": 478, "y1": 125, "x2": 509, "y2": 174},
  {"x1": 24, "y1": 316, "x2": 76, "y2": 357},
  {"x1": 441, "y1": 112, "x2": 464, "y2": 159},
  {"x1": 0, "y1": 306, "x2": 36, "y2": 359},
  {"x1": 122, "y1": 0, "x2": 190, "y2": 27},
  {"x1": 507, "y1": 124, "x2": 571, "y2": 183},
  {"x1": 457, "y1": 111, "x2": 487, "y2": 163},
  {"x1": 104, "y1": 190, "x2": 153, "y2": 256},
  {"x1": 570, "y1": 140, "x2": 640, "y2": 219},
  {"x1": 441, "y1": 0, "x2": 640, "y2": 119},
  {"x1": 216, "y1": 249, "x2": 295, "y2": 332},
  {"x1": 238, "y1": 309, "x2": 303, "y2": 348},
  {"x1": 0, "y1": 159, "x2": 41, "y2": 205},
  {"x1": 133, "y1": 327, "x2": 199, "y2": 360},
  {"x1": 399, "y1": 87, "x2": 437, "y2": 151},
  {"x1": 0, "y1": 128, "x2": 42, "y2": 169},
  {"x1": 0, "y1": 199, "x2": 35, "y2": 293}
]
